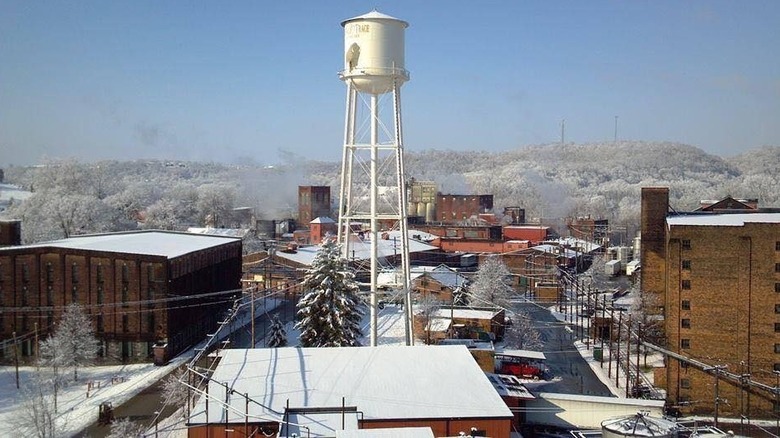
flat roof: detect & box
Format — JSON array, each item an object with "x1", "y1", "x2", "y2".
[
  {"x1": 432, "y1": 308, "x2": 501, "y2": 320},
  {"x1": 188, "y1": 346, "x2": 512, "y2": 425},
  {"x1": 667, "y1": 213, "x2": 780, "y2": 227},
  {"x1": 275, "y1": 231, "x2": 438, "y2": 266},
  {"x1": 2, "y1": 230, "x2": 240, "y2": 258}
]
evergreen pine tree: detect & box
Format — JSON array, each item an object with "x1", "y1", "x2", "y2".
[
  {"x1": 295, "y1": 239, "x2": 364, "y2": 347},
  {"x1": 267, "y1": 314, "x2": 288, "y2": 347}
]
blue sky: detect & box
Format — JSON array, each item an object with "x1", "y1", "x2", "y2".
[{"x1": 1, "y1": 1, "x2": 778, "y2": 166}]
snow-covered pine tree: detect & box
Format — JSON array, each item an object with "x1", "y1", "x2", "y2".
[
  {"x1": 295, "y1": 239, "x2": 364, "y2": 347},
  {"x1": 267, "y1": 314, "x2": 287, "y2": 347},
  {"x1": 467, "y1": 255, "x2": 514, "y2": 310},
  {"x1": 39, "y1": 303, "x2": 100, "y2": 381}
]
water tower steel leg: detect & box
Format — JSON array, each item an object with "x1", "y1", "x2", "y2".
[
  {"x1": 369, "y1": 93, "x2": 380, "y2": 347},
  {"x1": 338, "y1": 82, "x2": 354, "y2": 247},
  {"x1": 392, "y1": 82, "x2": 414, "y2": 346}
]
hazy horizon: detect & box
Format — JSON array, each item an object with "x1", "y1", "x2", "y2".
[{"x1": 2, "y1": 1, "x2": 778, "y2": 167}]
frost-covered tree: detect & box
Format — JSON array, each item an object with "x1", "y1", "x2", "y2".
[
  {"x1": 504, "y1": 311, "x2": 542, "y2": 350},
  {"x1": 267, "y1": 314, "x2": 288, "y2": 347},
  {"x1": 107, "y1": 418, "x2": 145, "y2": 438},
  {"x1": 468, "y1": 256, "x2": 514, "y2": 310},
  {"x1": 295, "y1": 240, "x2": 364, "y2": 347},
  {"x1": 12, "y1": 374, "x2": 62, "y2": 438},
  {"x1": 416, "y1": 295, "x2": 441, "y2": 345},
  {"x1": 160, "y1": 368, "x2": 189, "y2": 419},
  {"x1": 40, "y1": 303, "x2": 100, "y2": 381}
]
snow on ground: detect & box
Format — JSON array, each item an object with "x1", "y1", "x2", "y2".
[
  {"x1": 0, "y1": 296, "x2": 283, "y2": 437},
  {"x1": 0, "y1": 358, "x2": 186, "y2": 437}
]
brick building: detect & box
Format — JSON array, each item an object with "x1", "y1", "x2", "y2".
[
  {"x1": 436, "y1": 193, "x2": 493, "y2": 223},
  {"x1": 298, "y1": 186, "x2": 331, "y2": 225},
  {"x1": 641, "y1": 187, "x2": 780, "y2": 418},
  {"x1": 0, "y1": 231, "x2": 242, "y2": 363}
]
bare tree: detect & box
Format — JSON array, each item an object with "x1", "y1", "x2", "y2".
[
  {"x1": 415, "y1": 295, "x2": 442, "y2": 345},
  {"x1": 12, "y1": 373, "x2": 63, "y2": 438},
  {"x1": 503, "y1": 310, "x2": 543, "y2": 350},
  {"x1": 160, "y1": 368, "x2": 189, "y2": 419},
  {"x1": 40, "y1": 303, "x2": 100, "y2": 382}
]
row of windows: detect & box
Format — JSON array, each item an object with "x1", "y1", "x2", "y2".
[
  {"x1": 682, "y1": 240, "x2": 780, "y2": 251},
  {"x1": 679, "y1": 279, "x2": 780, "y2": 292},
  {"x1": 9, "y1": 262, "x2": 157, "y2": 286}
]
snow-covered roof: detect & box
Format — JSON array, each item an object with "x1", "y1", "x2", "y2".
[
  {"x1": 188, "y1": 346, "x2": 512, "y2": 426},
  {"x1": 2, "y1": 230, "x2": 240, "y2": 258},
  {"x1": 424, "y1": 265, "x2": 468, "y2": 289},
  {"x1": 311, "y1": 216, "x2": 336, "y2": 224},
  {"x1": 432, "y1": 308, "x2": 501, "y2": 320},
  {"x1": 337, "y1": 428, "x2": 435, "y2": 438},
  {"x1": 531, "y1": 244, "x2": 580, "y2": 258},
  {"x1": 495, "y1": 348, "x2": 546, "y2": 361},
  {"x1": 274, "y1": 233, "x2": 438, "y2": 266},
  {"x1": 187, "y1": 227, "x2": 251, "y2": 238},
  {"x1": 551, "y1": 237, "x2": 602, "y2": 253},
  {"x1": 667, "y1": 213, "x2": 780, "y2": 227},
  {"x1": 485, "y1": 373, "x2": 535, "y2": 399},
  {"x1": 0, "y1": 183, "x2": 33, "y2": 202}
]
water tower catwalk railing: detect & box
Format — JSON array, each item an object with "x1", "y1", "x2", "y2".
[{"x1": 337, "y1": 11, "x2": 413, "y2": 347}]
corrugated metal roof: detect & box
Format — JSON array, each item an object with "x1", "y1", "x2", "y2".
[
  {"x1": 1, "y1": 230, "x2": 239, "y2": 258},
  {"x1": 188, "y1": 346, "x2": 512, "y2": 425}
]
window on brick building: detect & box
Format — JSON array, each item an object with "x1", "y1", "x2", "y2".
[
  {"x1": 681, "y1": 300, "x2": 691, "y2": 310},
  {"x1": 682, "y1": 239, "x2": 691, "y2": 250},
  {"x1": 680, "y1": 378, "x2": 691, "y2": 389},
  {"x1": 776, "y1": 304, "x2": 780, "y2": 314},
  {"x1": 46, "y1": 286, "x2": 53, "y2": 306},
  {"x1": 97, "y1": 285, "x2": 104, "y2": 304},
  {"x1": 775, "y1": 363, "x2": 780, "y2": 372},
  {"x1": 71, "y1": 263, "x2": 79, "y2": 283},
  {"x1": 777, "y1": 241, "x2": 780, "y2": 251},
  {"x1": 775, "y1": 323, "x2": 780, "y2": 333},
  {"x1": 681, "y1": 280, "x2": 691, "y2": 290},
  {"x1": 681, "y1": 339, "x2": 691, "y2": 349},
  {"x1": 46, "y1": 263, "x2": 54, "y2": 283},
  {"x1": 122, "y1": 284, "x2": 129, "y2": 306},
  {"x1": 71, "y1": 285, "x2": 78, "y2": 303},
  {"x1": 775, "y1": 344, "x2": 780, "y2": 354},
  {"x1": 681, "y1": 319, "x2": 691, "y2": 329},
  {"x1": 21, "y1": 264, "x2": 29, "y2": 283},
  {"x1": 776, "y1": 283, "x2": 780, "y2": 293},
  {"x1": 97, "y1": 315, "x2": 104, "y2": 333},
  {"x1": 122, "y1": 264, "x2": 129, "y2": 283},
  {"x1": 21, "y1": 285, "x2": 28, "y2": 306},
  {"x1": 682, "y1": 260, "x2": 691, "y2": 270},
  {"x1": 147, "y1": 312, "x2": 155, "y2": 333},
  {"x1": 96, "y1": 264, "x2": 103, "y2": 283},
  {"x1": 776, "y1": 263, "x2": 780, "y2": 273},
  {"x1": 122, "y1": 315, "x2": 129, "y2": 332}
]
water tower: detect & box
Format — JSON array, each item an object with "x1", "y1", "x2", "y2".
[{"x1": 337, "y1": 10, "x2": 414, "y2": 346}]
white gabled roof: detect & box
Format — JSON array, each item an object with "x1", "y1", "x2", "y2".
[
  {"x1": 2, "y1": 230, "x2": 239, "y2": 258},
  {"x1": 188, "y1": 346, "x2": 512, "y2": 426},
  {"x1": 311, "y1": 216, "x2": 336, "y2": 224},
  {"x1": 667, "y1": 213, "x2": 780, "y2": 227}
]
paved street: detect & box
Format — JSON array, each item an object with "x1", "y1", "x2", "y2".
[{"x1": 515, "y1": 300, "x2": 613, "y2": 397}]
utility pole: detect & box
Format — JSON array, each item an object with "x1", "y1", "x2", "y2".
[
  {"x1": 709, "y1": 365, "x2": 727, "y2": 429},
  {"x1": 13, "y1": 331, "x2": 19, "y2": 389}
]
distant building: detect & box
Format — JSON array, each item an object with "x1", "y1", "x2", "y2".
[
  {"x1": 298, "y1": 186, "x2": 331, "y2": 225},
  {"x1": 0, "y1": 231, "x2": 242, "y2": 363},
  {"x1": 186, "y1": 345, "x2": 513, "y2": 438},
  {"x1": 641, "y1": 187, "x2": 780, "y2": 418},
  {"x1": 436, "y1": 193, "x2": 493, "y2": 223}
]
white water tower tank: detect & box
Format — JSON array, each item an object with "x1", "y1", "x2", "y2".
[{"x1": 340, "y1": 10, "x2": 409, "y2": 95}]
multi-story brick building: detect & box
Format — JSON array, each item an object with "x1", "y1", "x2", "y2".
[
  {"x1": 298, "y1": 186, "x2": 331, "y2": 225},
  {"x1": 0, "y1": 230, "x2": 242, "y2": 363},
  {"x1": 436, "y1": 193, "x2": 493, "y2": 223},
  {"x1": 641, "y1": 187, "x2": 780, "y2": 418}
]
